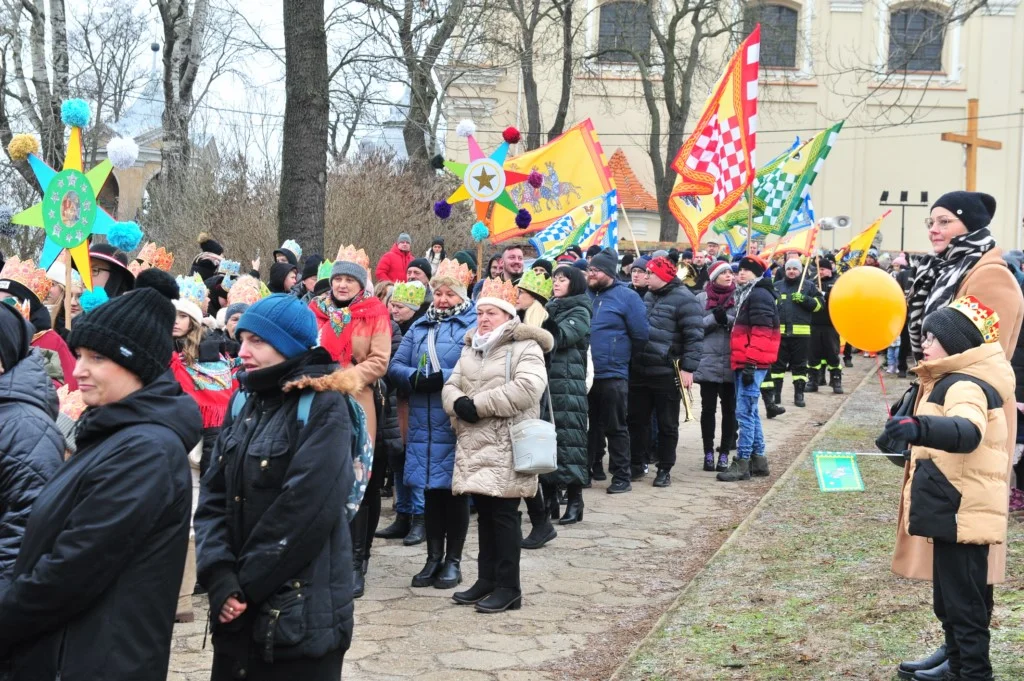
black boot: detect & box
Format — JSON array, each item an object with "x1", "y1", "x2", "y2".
[
  {"x1": 434, "y1": 533, "x2": 464, "y2": 589},
  {"x1": 897, "y1": 646, "x2": 947, "y2": 680},
  {"x1": 830, "y1": 368, "x2": 844, "y2": 395},
  {"x1": 403, "y1": 514, "x2": 426, "y2": 546},
  {"x1": 475, "y1": 587, "x2": 523, "y2": 613},
  {"x1": 762, "y1": 388, "x2": 786, "y2": 419},
  {"x1": 522, "y1": 488, "x2": 557, "y2": 549},
  {"x1": 750, "y1": 455, "x2": 770, "y2": 477},
  {"x1": 716, "y1": 457, "x2": 750, "y2": 482},
  {"x1": 843, "y1": 356, "x2": 853, "y2": 368},
  {"x1": 793, "y1": 381, "x2": 806, "y2": 408},
  {"x1": 805, "y1": 369, "x2": 819, "y2": 392},
  {"x1": 350, "y1": 510, "x2": 367, "y2": 598},
  {"x1": 911, "y1": 660, "x2": 951, "y2": 681},
  {"x1": 352, "y1": 558, "x2": 367, "y2": 599},
  {"x1": 559, "y1": 486, "x2": 584, "y2": 525},
  {"x1": 374, "y1": 512, "x2": 410, "y2": 539},
  {"x1": 411, "y1": 538, "x2": 444, "y2": 587},
  {"x1": 772, "y1": 381, "x2": 783, "y2": 405},
  {"x1": 452, "y1": 579, "x2": 495, "y2": 605},
  {"x1": 544, "y1": 483, "x2": 560, "y2": 520}
]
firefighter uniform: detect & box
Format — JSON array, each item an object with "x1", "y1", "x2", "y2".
[
  {"x1": 771, "y1": 273, "x2": 823, "y2": 407},
  {"x1": 807, "y1": 259, "x2": 843, "y2": 394}
]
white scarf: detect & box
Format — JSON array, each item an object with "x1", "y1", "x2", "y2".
[{"x1": 472, "y1": 320, "x2": 513, "y2": 354}]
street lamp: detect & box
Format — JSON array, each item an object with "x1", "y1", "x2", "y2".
[{"x1": 879, "y1": 190, "x2": 930, "y2": 251}]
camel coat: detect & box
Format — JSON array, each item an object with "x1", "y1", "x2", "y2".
[
  {"x1": 442, "y1": 319, "x2": 554, "y2": 499},
  {"x1": 893, "y1": 247, "x2": 1023, "y2": 583}
]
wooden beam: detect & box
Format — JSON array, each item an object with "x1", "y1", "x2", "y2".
[{"x1": 940, "y1": 98, "x2": 1003, "y2": 191}]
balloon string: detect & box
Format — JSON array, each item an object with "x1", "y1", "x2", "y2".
[{"x1": 876, "y1": 354, "x2": 891, "y2": 417}]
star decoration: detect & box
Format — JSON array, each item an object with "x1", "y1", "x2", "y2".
[
  {"x1": 441, "y1": 130, "x2": 531, "y2": 227},
  {"x1": 475, "y1": 168, "x2": 496, "y2": 190}
]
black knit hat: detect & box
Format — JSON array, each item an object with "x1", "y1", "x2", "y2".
[
  {"x1": 532, "y1": 258, "x2": 553, "y2": 276},
  {"x1": 931, "y1": 191, "x2": 997, "y2": 233},
  {"x1": 68, "y1": 269, "x2": 178, "y2": 385},
  {"x1": 197, "y1": 232, "x2": 224, "y2": 256},
  {"x1": 922, "y1": 306, "x2": 985, "y2": 356},
  {"x1": 589, "y1": 249, "x2": 619, "y2": 279},
  {"x1": 408, "y1": 257, "x2": 433, "y2": 279},
  {"x1": 302, "y1": 255, "x2": 323, "y2": 281}
]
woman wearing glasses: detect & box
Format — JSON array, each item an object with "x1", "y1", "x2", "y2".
[{"x1": 892, "y1": 191, "x2": 1024, "y2": 681}]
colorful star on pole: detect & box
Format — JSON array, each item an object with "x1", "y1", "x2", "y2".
[{"x1": 8, "y1": 100, "x2": 137, "y2": 291}]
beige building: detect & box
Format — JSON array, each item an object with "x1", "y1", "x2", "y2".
[{"x1": 443, "y1": 0, "x2": 1024, "y2": 254}]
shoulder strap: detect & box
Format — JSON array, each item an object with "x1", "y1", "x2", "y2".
[
  {"x1": 296, "y1": 391, "x2": 315, "y2": 427},
  {"x1": 230, "y1": 390, "x2": 247, "y2": 420}
]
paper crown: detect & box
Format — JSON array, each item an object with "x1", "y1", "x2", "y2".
[
  {"x1": 0, "y1": 256, "x2": 51, "y2": 303},
  {"x1": 218, "y1": 259, "x2": 241, "y2": 277},
  {"x1": 432, "y1": 258, "x2": 474, "y2": 288},
  {"x1": 335, "y1": 244, "x2": 370, "y2": 272},
  {"x1": 479, "y1": 277, "x2": 519, "y2": 306},
  {"x1": 57, "y1": 384, "x2": 87, "y2": 421},
  {"x1": 227, "y1": 274, "x2": 263, "y2": 306},
  {"x1": 317, "y1": 259, "x2": 333, "y2": 281},
  {"x1": 136, "y1": 242, "x2": 175, "y2": 272},
  {"x1": 176, "y1": 274, "x2": 210, "y2": 314},
  {"x1": 280, "y1": 239, "x2": 302, "y2": 260},
  {"x1": 517, "y1": 269, "x2": 552, "y2": 301},
  {"x1": 392, "y1": 281, "x2": 427, "y2": 307},
  {"x1": 949, "y1": 295, "x2": 1000, "y2": 344}
]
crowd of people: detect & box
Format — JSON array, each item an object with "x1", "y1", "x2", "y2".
[{"x1": 0, "y1": 190, "x2": 1022, "y2": 680}]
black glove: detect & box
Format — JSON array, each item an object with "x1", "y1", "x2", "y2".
[
  {"x1": 541, "y1": 316, "x2": 559, "y2": 335},
  {"x1": 741, "y1": 363, "x2": 756, "y2": 386},
  {"x1": 883, "y1": 416, "x2": 921, "y2": 445},
  {"x1": 411, "y1": 371, "x2": 444, "y2": 393},
  {"x1": 454, "y1": 396, "x2": 480, "y2": 423},
  {"x1": 713, "y1": 307, "x2": 728, "y2": 326}
]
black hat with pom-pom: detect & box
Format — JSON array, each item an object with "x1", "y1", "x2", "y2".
[{"x1": 68, "y1": 268, "x2": 180, "y2": 385}]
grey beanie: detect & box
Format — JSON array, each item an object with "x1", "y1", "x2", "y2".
[
  {"x1": 785, "y1": 257, "x2": 802, "y2": 270},
  {"x1": 397, "y1": 233, "x2": 412, "y2": 244},
  {"x1": 331, "y1": 261, "x2": 368, "y2": 290},
  {"x1": 224, "y1": 302, "x2": 250, "y2": 321}
]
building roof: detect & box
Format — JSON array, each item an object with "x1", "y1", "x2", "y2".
[{"x1": 608, "y1": 149, "x2": 658, "y2": 212}]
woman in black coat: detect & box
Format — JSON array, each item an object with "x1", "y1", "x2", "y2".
[{"x1": 0, "y1": 271, "x2": 203, "y2": 681}]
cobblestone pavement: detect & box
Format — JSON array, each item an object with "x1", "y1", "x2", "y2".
[{"x1": 168, "y1": 364, "x2": 870, "y2": 680}]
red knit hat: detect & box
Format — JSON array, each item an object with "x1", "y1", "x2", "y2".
[
  {"x1": 739, "y1": 255, "x2": 769, "y2": 277},
  {"x1": 647, "y1": 256, "x2": 677, "y2": 283},
  {"x1": 708, "y1": 260, "x2": 732, "y2": 283}
]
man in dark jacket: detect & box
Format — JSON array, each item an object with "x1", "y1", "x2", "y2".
[
  {"x1": 0, "y1": 305, "x2": 63, "y2": 586},
  {"x1": 585, "y1": 248, "x2": 650, "y2": 494},
  {"x1": 807, "y1": 255, "x2": 844, "y2": 395},
  {"x1": 628, "y1": 256, "x2": 703, "y2": 488},
  {"x1": 771, "y1": 258, "x2": 823, "y2": 408},
  {"x1": 195, "y1": 294, "x2": 356, "y2": 680}
]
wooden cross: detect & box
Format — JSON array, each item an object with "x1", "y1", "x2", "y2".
[{"x1": 941, "y1": 98, "x2": 1002, "y2": 191}]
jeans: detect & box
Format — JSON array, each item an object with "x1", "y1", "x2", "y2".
[
  {"x1": 898, "y1": 320, "x2": 912, "y2": 372},
  {"x1": 394, "y1": 476, "x2": 424, "y2": 515},
  {"x1": 472, "y1": 494, "x2": 522, "y2": 591},
  {"x1": 886, "y1": 345, "x2": 899, "y2": 368},
  {"x1": 734, "y1": 368, "x2": 767, "y2": 459},
  {"x1": 698, "y1": 381, "x2": 737, "y2": 454},
  {"x1": 627, "y1": 384, "x2": 681, "y2": 474},
  {"x1": 587, "y1": 378, "x2": 631, "y2": 483}
]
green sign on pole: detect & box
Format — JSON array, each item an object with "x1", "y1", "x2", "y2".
[{"x1": 813, "y1": 452, "x2": 865, "y2": 492}]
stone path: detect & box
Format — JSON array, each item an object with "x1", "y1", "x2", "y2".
[{"x1": 168, "y1": 364, "x2": 871, "y2": 680}]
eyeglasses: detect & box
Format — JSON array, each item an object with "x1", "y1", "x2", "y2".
[
  {"x1": 924, "y1": 217, "x2": 961, "y2": 229},
  {"x1": 91, "y1": 266, "x2": 111, "y2": 277},
  {"x1": 922, "y1": 332, "x2": 937, "y2": 348}
]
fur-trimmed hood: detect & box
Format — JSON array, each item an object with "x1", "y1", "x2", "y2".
[
  {"x1": 462, "y1": 316, "x2": 554, "y2": 353},
  {"x1": 284, "y1": 365, "x2": 366, "y2": 396}
]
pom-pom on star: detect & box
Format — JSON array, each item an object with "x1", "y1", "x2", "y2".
[
  {"x1": 515, "y1": 209, "x2": 532, "y2": 230},
  {"x1": 528, "y1": 170, "x2": 544, "y2": 189},
  {"x1": 61, "y1": 99, "x2": 92, "y2": 128},
  {"x1": 503, "y1": 127, "x2": 522, "y2": 144},
  {"x1": 106, "y1": 137, "x2": 139, "y2": 170},
  {"x1": 433, "y1": 200, "x2": 452, "y2": 220},
  {"x1": 7, "y1": 134, "x2": 40, "y2": 162}
]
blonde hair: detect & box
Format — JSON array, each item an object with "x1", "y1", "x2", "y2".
[
  {"x1": 523, "y1": 299, "x2": 548, "y2": 328},
  {"x1": 178, "y1": 317, "x2": 205, "y2": 366},
  {"x1": 374, "y1": 280, "x2": 394, "y2": 305}
]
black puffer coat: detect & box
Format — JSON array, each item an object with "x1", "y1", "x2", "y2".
[
  {"x1": 0, "y1": 351, "x2": 64, "y2": 582},
  {"x1": 195, "y1": 348, "x2": 356, "y2": 666},
  {"x1": 377, "y1": 320, "x2": 403, "y2": 460},
  {"x1": 540, "y1": 294, "x2": 592, "y2": 487},
  {"x1": 634, "y1": 279, "x2": 704, "y2": 386},
  {"x1": 0, "y1": 372, "x2": 201, "y2": 681}
]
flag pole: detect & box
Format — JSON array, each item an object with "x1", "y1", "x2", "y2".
[
  {"x1": 63, "y1": 250, "x2": 73, "y2": 332},
  {"x1": 797, "y1": 226, "x2": 818, "y2": 290},
  {"x1": 745, "y1": 186, "x2": 754, "y2": 255},
  {"x1": 619, "y1": 205, "x2": 642, "y2": 255}
]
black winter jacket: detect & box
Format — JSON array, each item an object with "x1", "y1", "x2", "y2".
[
  {"x1": 0, "y1": 372, "x2": 201, "y2": 681},
  {"x1": 775, "y1": 276, "x2": 823, "y2": 336},
  {"x1": 378, "y1": 320, "x2": 403, "y2": 460},
  {"x1": 634, "y1": 279, "x2": 704, "y2": 384},
  {"x1": 810, "y1": 273, "x2": 837, "y2": 328},
  {"x1": 195, "y1": 348, "x2": 356, "y2": 665},
  {"x1": 0, "y1": 352, "x2": 64, "y2": 583}
]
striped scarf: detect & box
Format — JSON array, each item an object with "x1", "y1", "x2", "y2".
[{"x1": 907, "y1": 228, "x2": 995, "y2": 357}]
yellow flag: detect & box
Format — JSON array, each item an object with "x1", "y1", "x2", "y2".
[
  {"x1": 836, "y1": 212, "x2": 889, "y2": 268},
  {"x1": 759, "y1": 227, "x2": 818, "y2": 260}
]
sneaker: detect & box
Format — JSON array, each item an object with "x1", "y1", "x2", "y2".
[
  {"x1": 898, "y1": 369, "x2": 908, "y2": 379},
  {"x1": 716, "y1": 452, "x2": 729, "y2": 472},
  {"x1": 653, "y1": 469, "x2": 671, "y2": 487},
  {"x1": 703, "y1": 451, "x2": 715, "y2": 472},
  {"x1": 606, "y1": 480, "x2": 632, "y2": 494}
]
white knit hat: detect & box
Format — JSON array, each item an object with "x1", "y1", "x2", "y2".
[{"x1": 173, "y1": 297, "x2": 203, "y2": 326}]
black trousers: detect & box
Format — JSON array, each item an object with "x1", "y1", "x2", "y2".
[
  {"x1": 212, "y1": 647, "x2": 344, "y2": 680},
  {"x1": 809, "y1": 327, "x2": 841, "y2": 371},
  {"x1": 424, "y1": 488, "x2": 469, "y2": 553},
  {"x1": 587, "y1": 378, "x2": 630, "y2": 483},
  {"x1": 523, "y1": 481, "x2": 555, "y2": 525},
  {"x1": 349, "y1": 443, "x2": 388, "y2": 561},
  {"x1": 898, "y1": 319, "x2": 912, "y2": 372},
  {"x1": 472, "y1": 494, "x2": 522, "y2": 591},
  {"x1": 627, "y1": 384, "x2": 681, "y2": 474},
  {"x1": 698, "y1": 381, "x2": 737, "y2": 454},
  {"x1": 844, "y1": 341, "x2": 854, "y2": 360},
  {"x1": 933, "y1": 540, "x2": 993, "y2": 681},
  {"x1": 771, "y1": 335, "x2": 809, "y2": 384}
]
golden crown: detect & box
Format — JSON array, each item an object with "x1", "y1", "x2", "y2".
[
  {"x1": 137, "y1": 242, "x2": 175, "y2": 271},
  {"x1": 517, "y1": 269, "x2": 552, "y2": 301},
  {"x1": 392, "y1": 281, "x2": 427, "y2": 307},
  {"x1": 227, "y1": 274, "x2": 263, "y2": 306},
  {"x1": 0, "y1": 256, "x2": 51, "y2": 302},
  {"x1": 479, "y1": 277, "x2": 518, "y2": 305},
  {"x1": 335, "y1": 244, "x2": 370, "y2": 272},
  {"x1": 432, "y1": 258, "x2": 474, "y2": 288},
  {"x1": 949, "y1": 295, "x2": 1000, "y2": 344},
  {"x1": 175, "y1": 274, "x2": 210, "y2": 314}
]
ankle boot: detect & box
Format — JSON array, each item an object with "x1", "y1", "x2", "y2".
[
  {"x1": 543, "y1": 483, "x2": 560, "y2": 520},
  {"x1": 352, "y1": 557, "x2": 367, "y2": 598},
  {"x1": 522, "y1": 518, "x2": 557, "y2": 549},
  {"x1": 434, "y1": 533, "x2": 465, "y2": 588},
  {"x1": 762, "y1": 388, "x2": 786, "y2": 419},
  {"x1": 897, "y1": 645, "x2": 947, "y2": 680},
  {"x1": 910, "y1": 660, "x2": 952, "y2": 680},
  {"x1": 475, "y1": 587, "x2": 523, "y2": 613},
  {"x1": 716, "y1": 457, "x2": 751, "y2": 482},
  {"x1": 453, "y1": 579, "x2": 495, "y2": 605},
  {"x1": 772, "y1": 382, "x2": 783, "y2": 405},
  {"x1": 805, "y1": 369, "x2": 819, "y2": 392},
  {"x1": 559, "y1": 486, "x2": 584, "y2": 525},
  {"x1": 793, "y1": 381, "x2": 806, "y2": 408},
  {"x1": 403, "y1": 514, "x2": 426, "y2": 546},
  {"x1": 374, "y1": 512, "x2": 410, "y2": 539},
  {"x1": 716, "y1": 451, "x2": 729, "y2": 472},
  {"x1": 411, "y1": 538, "x2": 444, "y2": 587},
  {"x1": 830, "y1": 368, "x2": 844, "y2": 394},
  {"x1": 750, "y1": 454, "x2": 770, "y2": 477}
]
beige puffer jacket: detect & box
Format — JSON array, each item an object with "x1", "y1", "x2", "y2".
[
  {"x1": 442, "y1": 318, "x2": 554, "y2": 499},
  {"x1": 901, "y1": 343, "x2": 1014, "y2": 546}
]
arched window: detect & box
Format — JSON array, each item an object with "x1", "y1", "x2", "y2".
[
  {"x1": 744, "y1": 4, "x2": 799, "y2": 68},
  {"x1": 597, "y1": 2, "x2": 651, "y2": 64},
  {"x1": 889, "y1": 8, "x2": 945, "y2": 72}
]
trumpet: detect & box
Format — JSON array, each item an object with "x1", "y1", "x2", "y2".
[{"x1": 672, "y1": 359, "x2": 696, "y2": 422}]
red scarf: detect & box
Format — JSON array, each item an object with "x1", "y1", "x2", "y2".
[
  {"x1": 310, "y1": 292, "x2": 390, "y2": 366},
  {"x1": 169, "y1": 353, "x2": 237, "y2": 428}
]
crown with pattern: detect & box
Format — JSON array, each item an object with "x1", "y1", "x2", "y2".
[
  {"x1": 227, "y1": 274, "x2": 263, "y2": 306},
  {"x1": 317, "y1": 259, "x2": 333, "y2": 281},
  {"x1": 176, "y1": 274, "x2": 210, "y2": 314},
  {"x1": 392, "y1": 281, "x2": 427, "y2": 308},
  {"x1": 432, "y1": 258, "x2": 474, "y2": 288},
  {"x1": 0, "y1": 256, "x2": 51, "y2": 303},
  {"x1": 948, "y1": 295, "x2": 1000, "y2": 344},
  {"x1": 280, "y1": 239, "x2": 303, "y2": 260},
  {"x1": 218, "y1": 259, "x2": 241, "y2": 277},
  {"x1": 335, "y1": 244, "x2": 370, "y2": 272},
  {"x1": 479, "y1": 277, "x2": 519, "y2": 306},
  {"x1": 137, "y1": 242, "x2": 175, "y2": 271},
  {"x1": 517, "y1": 269, "x2": 552, "y2": 301}
]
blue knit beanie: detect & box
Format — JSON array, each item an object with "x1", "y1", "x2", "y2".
[{"x1": 236, "y1": 294, "x2": 317, "y2": 359}]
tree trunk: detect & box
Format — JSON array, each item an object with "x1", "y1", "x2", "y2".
[
  {"x1": 279, "y1": 0, "x2": 329, "y2": 257},
  {"x1": 521, "y1": 31, "x2": 541, "y2": 151},
  {"x1": 547, "y1": 0, "x2": 573, "y2": 142}
]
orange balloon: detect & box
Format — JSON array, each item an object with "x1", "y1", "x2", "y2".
[{"x1": 828, "y1": 266, "x2": 907, "y2": 353}]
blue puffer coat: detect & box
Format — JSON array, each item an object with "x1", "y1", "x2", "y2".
[
  {"x1": 387, "y1": 305, "x2": 477, "y2": 490},
  {"x1": 588, "y1": 281, "x2": 649, "y2": 380}
]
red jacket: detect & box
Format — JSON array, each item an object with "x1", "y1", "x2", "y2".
[
  {"x1": 32, "y1": 329, "x2": 79, "y2": 390},
  {"x1": 375, "y1": 244, "x2": 414, "y2": 283},
  {"x1": 730, "y1": 277, "x2": 782, "y2": 370}
]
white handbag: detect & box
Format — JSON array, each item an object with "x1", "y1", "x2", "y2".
[{"x1": 503, "y1": 350, "x2": 558, "y2": 475}]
